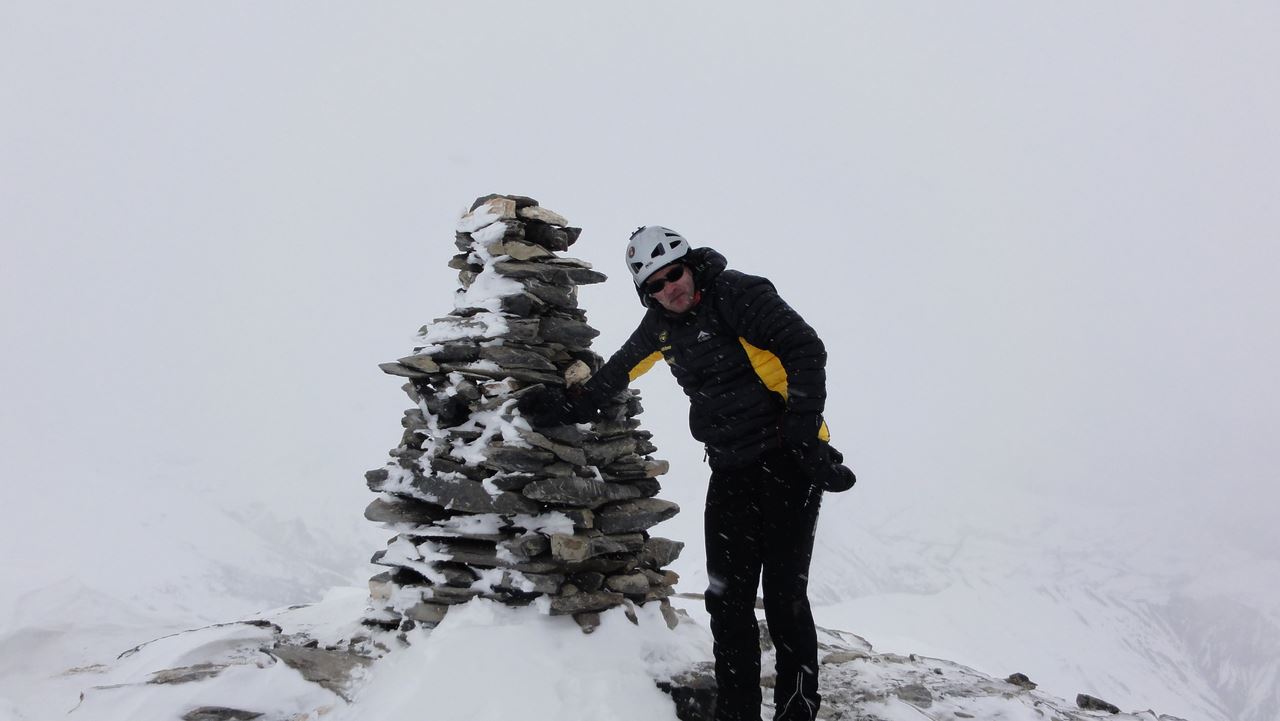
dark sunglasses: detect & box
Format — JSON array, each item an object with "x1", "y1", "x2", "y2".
[{"x1": 643, "y1": 264, "x2": 686, "y2": 295}]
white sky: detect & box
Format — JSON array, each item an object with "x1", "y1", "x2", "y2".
[{"x1": 2, "y1": 1, "x2": 1278, "y2": 618}]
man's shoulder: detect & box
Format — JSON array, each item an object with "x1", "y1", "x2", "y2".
[{"x1": 712, "y1": 267, "x2": 778, "y2": 296}]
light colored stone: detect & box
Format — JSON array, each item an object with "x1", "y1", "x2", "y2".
[{"x1": 519, "y1": 205, "x2": 568, "y2": 226}]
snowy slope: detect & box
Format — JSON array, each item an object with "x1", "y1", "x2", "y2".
[{"x1": 806, "y1": 491, "x2": 1280, "y2": 721}]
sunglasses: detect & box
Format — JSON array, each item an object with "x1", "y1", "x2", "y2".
[{"x1": 643, "y1": 264, "x2": 686, "y2": 295}]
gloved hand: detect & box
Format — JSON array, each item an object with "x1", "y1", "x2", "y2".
[
  {"x1": 515, "y1": 384, "x2": 598, "y2": 426},
  {"x1": 780, "y1": 412, "x2": 823, "y2": 453},
  {"x1": 798, "y1": 441, "x2": 857, "y2": 493},
  {"x1": 515, "y1": 385, "x2": 572, "y2": 426}
]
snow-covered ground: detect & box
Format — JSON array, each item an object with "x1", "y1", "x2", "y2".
[{"x1": 2, "y1": 468, "x2": 1273, "y2": 721}]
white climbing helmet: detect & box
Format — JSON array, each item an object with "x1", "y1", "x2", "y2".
[{"x1": 625, "y1": 226, "x2": 690, "y2": 286}]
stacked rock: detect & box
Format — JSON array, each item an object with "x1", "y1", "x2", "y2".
[{"x1": 364, "y1": 194, "x2": 683, "y2": 632}]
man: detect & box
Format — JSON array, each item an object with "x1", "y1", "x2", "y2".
[{"x1": 521, "y1": 226, "x2": 854, "y2": 721}]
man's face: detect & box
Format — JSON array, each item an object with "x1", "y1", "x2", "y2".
[{"x1": 643, "y1": 262, "x2": 698, "y2": 314}]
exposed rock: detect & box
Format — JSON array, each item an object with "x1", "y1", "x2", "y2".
[
  {"x1": 271, "y1": 645, "x2": 372, "y2": 702},
  {"x1": 639, "y1": 537, "x2": 685, "y2": 568},
  {"x1": 605, "y1": 572, "x2": 650, "y2": 595},
  {"x1": 596, "y1": 498, "x2": 680, "y2": 533},
  {"x1": 655, "y1": 662, "x2": 718, "y2": 721},
  {"x1": 1077, "y1": 694, "x2": 1121, "y2": 713},
  {"x1": 409, "y1": 473, "x2": 542, "y2": 515},
  {"x1": 181, "y1": 708, "x2": 263, "y2": 721},
  {"x1": 549, "y1": 590, "x2": 625, "y2": 615},
  {"x1": 523, "y1": 477, "x2": 645, "y2": 507},
  {"x1": 1006, "y1": 672, "x2": 1037, "y2": 690},
  {"x1": 149, "y1": 663, "x2": 226, "y2": 685}
]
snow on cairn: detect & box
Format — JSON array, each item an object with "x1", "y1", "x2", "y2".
[{"x1": 366, "y1": 193, "x2": 685, "y2": 630}]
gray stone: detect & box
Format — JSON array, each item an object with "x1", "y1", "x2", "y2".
[
  {"x1": 182, "y1": 708, "x2": 263, "y2": 721},
  {"x1": 493, "y1": 570, "x2": 564, "y2": 595},
  {"x1": 655, "y1": 662, "x2": 717, "y2": 721},
  {"x1": 523, "y1": 477, "x2": 645, "y2": 508},
  {"x1": 149, "y1": 663, "x2": 227, "y2": 685},
  {"x1": 363, "y1": 496, "x2": 448, "y2": 525},
  {"x1": 569, "y1": 571, "x2": 605, "y2": 592},
  {"x1": 378, "y1": 362, "x2": 430, "y2": 379},
  {"x1": 524, "y1": 280, "x2": 578, "y2": 309},
  {"x1": 519, "y1": 430, "x2": 588, "y2": 466},
  {"x1": 427, "y1": 540, "x2": 562, "y2": 574},
  {"x1": 1005, "y1": 672, "x2": 1037, "y2": 690},
  {"x1": 418, "y1": 317, "x2": 540, "y2": 344},
  {"x1": 271, "y1": 645, "x2": 372, "y2": 702},
  {"x1": 409, "y1": 473, "x2": 542, "y2": 515},
  {"x1": 573, "y1": 611, "x2": 602, "y2": 633},
  {"x1": 895, "y1": 683, "x2": 933, "y2": 708},
  {"x1": 596, "y1": 498, "x2": 681, "y2": 534},
  {"x1": 639, "y1": 537, "x2": 685, "y2": 569},
  {"x1": 582, "y1": 436, "x2": 638, "y2": 466},
  {"x1": 605, "y1": 572, "x2": 649, "y2": 595},
  {"x1": 539, "y1": 316, "x2": 601, "y2": 347},
  {"x1": 1076, "y1": 694, "x2": 1120, "y2": 713},
  {"x1": 421, "y1": 586, "x2": 483, "y2": 604},
  {"x1": 439, "y1": 362, "x2": 563, "y2": 386},
  {"x1": 820, "y1": 650, "x2": 871, "y2": 665},
  {"x1": 549, "y1": 590, "x2": 625, "y2": 616},
  {"x1": 480, "y1": 445, "x2": 556, "y2": 473}
]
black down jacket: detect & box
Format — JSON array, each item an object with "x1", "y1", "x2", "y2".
[{"x1": 581, "y1": 247, "x2": 828, "y2": 470}]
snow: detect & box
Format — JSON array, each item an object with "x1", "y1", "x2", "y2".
[
  {"x1": 332, "y1": 601, "x2": 708, "y2": 721},
  {"x1": 417, "y1": 312, "x2": 510, "y2": 344}
]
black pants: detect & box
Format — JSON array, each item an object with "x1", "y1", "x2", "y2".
[{"x1": 704, "y1": 447, "x2": 822, "y2": 721}]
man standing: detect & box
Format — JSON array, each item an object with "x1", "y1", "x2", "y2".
[{"x1": 521, "y1": 226, "x2": 854, "y2": 721}]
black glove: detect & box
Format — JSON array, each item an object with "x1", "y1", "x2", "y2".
[
  {"x1": 780, "y1": 412, "x2": 823, "y2": 453},
  {"x1": 516, "y1": 384, "x2": 598, "y2": 426},
  {"x1": 515, "y1": 385, "x2": 572, "y2": 426},
  {"x1": 797, "y1": 441, "x2": 857, "y2": 493}
]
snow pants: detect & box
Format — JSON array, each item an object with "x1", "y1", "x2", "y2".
[{"x1": 704, "y1": 447, "x2": 823, "y2": 721}]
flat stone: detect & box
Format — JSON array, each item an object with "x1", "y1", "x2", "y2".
[
  {"x1": 519, "y1": 430, "x2": 588, "y2": 466},
  {"x1": 518, "y1": 206, "x2": 568, "y2": 226},
  {"x1": 568, "y1": 571, "x2": 605, "y2": 592},
  {"x1": 149, "y1": 663, "x2": 227, "y2": 685},
  {"x1": 524, "y1": 279, "x2": 578, "y2": 309},
  {"x1": 523, "y1": 477, "x2": 645, "y2": 508},
  {"x1": 573, "y1": 612, "x2": 602, "y2": 634},
  {"x1": 493, "y1": 260, "x2": 607, "y2": 286},
  {"x1": 478, "y1": 345, "x2": 557, "y2": 371},
  {"x1": 182, "y1": 708, "x2": 264, "y2": 721},
  {"x1": 378, "y1": 362, "x2": 430, "y2": 379},
  {"x1": 549, "y1": 590, "x2": 625, "y2": 616},
  {"x1": 479, "y1": 445, "x2": 557, "y2": 473},
  {"x1": 409, "y1": 473, "x2": 542, "y2": 515},
  {"x1": 550, "y1": 534, "x2": 590, "y2": 562},
  {"x1": 396, "y1": 354, "x2": 440, "y2": 373},
  {"x1": 491, "y1": 240, "x2": 554, "y2": 260},
  {"x1": 1076, "y1": 694, "x2": 1120, "y2": 713},
  {"x1": 605, "y1": 572, "x2": 649, "y2": 595},
  {"x1": 820, "y1": 650, "x2": 871, "y2": 665},
  {"x1": 363, "y1": 496, "x2": 449, "y2": 525},
  {"x1": 597, "y1": 498, "x2": 680, "y2": 534},
  {"x1": 271, "y1": 645, "x2": 372, "y2": 702},
  {"x1": 439, "y1": 362, "x2": 563, "y2": 386},
  {"x1": 539, "y1": 316, "x2": 601, "y2": 347},
  {"x1": 637, "y1": 535, "x2": 686, "y2": 571},
  {"x1": 582, "y1": 436, "x2": 638, "y2": 466}
]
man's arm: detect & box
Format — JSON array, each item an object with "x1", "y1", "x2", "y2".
[
  {"x1": 520, "y1": 317, "x2": 661, "y2": 425},
  {"x1": 723, "y1": 273, "x2": 828, "y2": 438}
]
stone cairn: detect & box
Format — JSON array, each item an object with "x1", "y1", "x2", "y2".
[{"x1": 363, "y1": 194, "x2": 683, "y2": 633}]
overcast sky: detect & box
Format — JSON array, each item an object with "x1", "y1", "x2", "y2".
[{"x1": 2, "y1": 2, "x2": 1278, "y2": 617}]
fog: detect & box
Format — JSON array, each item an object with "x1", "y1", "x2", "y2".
[{"x1": 3, "y1": 0, "x2": 1277, "y2": 625}]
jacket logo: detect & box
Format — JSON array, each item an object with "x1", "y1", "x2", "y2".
[
  {"x1": 697, "y1": 330, "x2": 712, "y2": 342},
  {"x1": 658, "y1": 330, "x2": 669, "y2": 343}
]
